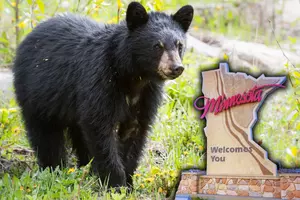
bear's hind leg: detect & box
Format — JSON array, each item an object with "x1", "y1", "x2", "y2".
[
  {"x1": 25, "y1": 118, "x2": 66, "y2": 170},
  {"x1": 68, "y1": 124, "x2": 90, "y2": 167}
]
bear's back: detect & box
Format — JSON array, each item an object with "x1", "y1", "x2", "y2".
[
  {"x1": 15, "y1": 13, "x2": 113, "y2": 63},
  {"x1": 13, "y1": 14, "x2": 116, "y2": 121}
]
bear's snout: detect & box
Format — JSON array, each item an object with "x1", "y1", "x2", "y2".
[
  {"x1": 158, "y1": 50, "x2": 185, "y2": 80},
  {"x1": 172, "y1": 64, "x2": 184, "y2": 76}
]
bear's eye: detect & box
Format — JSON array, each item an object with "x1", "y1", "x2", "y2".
[
  {"x1": 154, "y1": 42, "x2": 164, "y2": 50},
  {"x1": 178, "y1": 43, "x2": 183, "y2": 54}
]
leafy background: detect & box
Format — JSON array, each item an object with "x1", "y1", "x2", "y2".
[{"x1": 0, "y1": 0, "x2": 299, "y2": 199}]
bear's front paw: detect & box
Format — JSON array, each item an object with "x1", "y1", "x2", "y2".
[
  {"x1": 106, "y1": 169, "x2": 127, "y2": 189},
  {"x1": 125, "y1": 175, "x2": 134, "y2": 190}
]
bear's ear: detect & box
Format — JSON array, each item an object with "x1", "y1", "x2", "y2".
[
  {"x1": 172, "y1": 5, "x2": 194, "y2": 32},
  {"x1": 126, "y1": 2, "x2": 149, "y2": 31}
]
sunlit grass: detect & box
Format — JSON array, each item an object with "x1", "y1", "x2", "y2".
[{"x1": 1, "y1": 49, "x2": 299, "y2": 199}]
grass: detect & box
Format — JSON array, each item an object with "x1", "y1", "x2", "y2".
[
  {"x1": 0, "y1": 48, "x2": 299, "y2": 199},
  {"x1": 0, "y1": 49, "x2": 209, "y2": 199}
]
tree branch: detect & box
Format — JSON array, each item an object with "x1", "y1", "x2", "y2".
[
  {"x1": 15, "y1": 0, "x2": 20, "y2": 46},
  {"x1": 269, "y1": 20, "x2": 299, "y2": 105},
  {"x1": 269, "y1": 20, "x2": 296, "y2": 68},
  {"x1": 4, "y1": 0, "x2": 15, "y2": 9}
]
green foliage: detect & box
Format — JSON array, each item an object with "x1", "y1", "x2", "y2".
[
  {"x1": 0, "y1": 164, "x2": 99, "y2": 199},
  {"x1": 0, "y1": 99, "x2": 26, "y2": 150},
  {"x1": 190, "y1": 3, "x2": 253, "y2": 40},
  {"x1": 254, "y1": 62, "x2": 300, "y2": 168}
]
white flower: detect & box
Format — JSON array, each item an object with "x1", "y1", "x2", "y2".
[
  {"x1": 5, "y1": 8, "x2": 11, "y2": 14},
  {"x1": 61, "y1": 1, "x2": 70, "y2": 8},
  {"x1": 268, "y1": 121, "x2": 274, "y2": 127},
  {"x1": 286, "y1": 148, "x2": 293, "y2": 156},
  {"x1": 287, "y1": 110, "x2": 297, "y2": 121},
  {"x1": 289, "y1": 131, "x2": 296, "y2": 135}
]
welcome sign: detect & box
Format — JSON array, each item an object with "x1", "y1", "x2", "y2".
[
  {"x1": 195, "y1": 62, "x2": 286, "y2": 176},
  {"x1": 175, "y1": 62, "x2": 297, "y2": 200}
]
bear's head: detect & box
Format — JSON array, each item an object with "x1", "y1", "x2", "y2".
[{"x1": 125, "y1": 2, "x2": 194, "y2": 81}]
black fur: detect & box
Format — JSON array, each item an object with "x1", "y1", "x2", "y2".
[
  {"x1": 126, "y1": 2, "x2": 149, "y2": 31},
  {"x1": 13, "y1": 2, "x2": 193, "y2": 189},
  {"x1": 172, "y1": 5, "x2": 194, "y2": 32}
]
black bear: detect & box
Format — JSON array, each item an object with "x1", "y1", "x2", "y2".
[{"x1": 13, "y1": 2, "x2": 194, "y2": 189}]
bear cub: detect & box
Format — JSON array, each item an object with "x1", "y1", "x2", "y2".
[{"x1": 13, "y1": 2, "x2": 194, "y2": 189}]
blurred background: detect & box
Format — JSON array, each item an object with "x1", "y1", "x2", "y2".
[
  {"x1": 0, "y1": 0, "x2": 299, "y2": 199},
  {"x1": 1, "y1": 0, "x2": 300, "y2": 66}
]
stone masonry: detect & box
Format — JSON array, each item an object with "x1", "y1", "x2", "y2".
[{"x1": 176, "y1": 172, "x2": 300, "y2": 199}]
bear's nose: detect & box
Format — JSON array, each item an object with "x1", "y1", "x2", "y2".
[{"x1": 173, "y1": 65, "x2": 184, "y2": 76}]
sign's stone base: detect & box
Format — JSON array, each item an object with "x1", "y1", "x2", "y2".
[{"x1": 176, "y1": 171, "x2": 300, "y2": 199}]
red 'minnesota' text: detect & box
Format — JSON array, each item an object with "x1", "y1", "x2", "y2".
[{"x1": 194, "y1": 84, "x2": 285, "y2": 119}]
